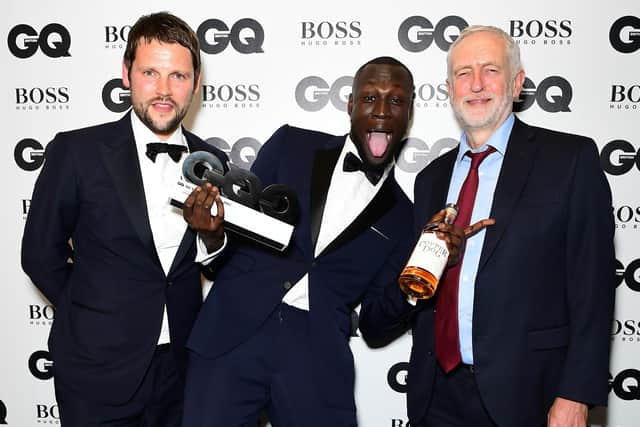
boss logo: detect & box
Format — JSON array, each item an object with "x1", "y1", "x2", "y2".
[
  {"x1": 414, "y1": 82, "x2": 449, "y2": 108},
  {"x1": 205, "y1": 137, "x2": 262, "y2": 169},
  {"x1": 7, "y1": 23, "x2": 71, "y2": 58},
  {"x1": 29, "y1": 304, "x2": 55, "y2": 325},
  {"x1": 197, "y1": 18, "x2": 264, "y2": 54},
  {"x1": 509, "y1": 19, "x2": 572, "y2": 45},
  {"x1": 387, "y1": 362, "x2": 409, "y2": 393},
  {"x1": 28, "y1": 350, "x2": 53, "y2": 380},
  {"x1": 397, "y1": 16, "x2": 468, "y2": 52},
  {"x1": 609, "y1": 369, "x2": 640, "y2": 400},
  {"x1": 613, "y1": 205, "x2": 640, "y2": 229},
  {"x1": 104, "y1": 25, "x2": 131, "y2": 47},
  {"x1": 295, "y1": 76, "x2": 352, "y2": 112},
  {"x1": 102, "y1": 78, "x2": 131, "y2": 113},
  {"x1": 15, "y1": 87, "x2": 69, "y2": 110},
  {"x1": 14, "y1": 138, "x2": 45, "y2": 171},
  {"x1": 600, "y1": 140, "x2": 639, "y2": 175},
  {"x1": 397, "y1": 137, "x2": 457, "y2": 173},
  {"x1": 612, "y1": 319, "x2": 640, "y2": 342},
  {"x1": 391, "y1": 420, "x2": 410, "y2": 427},
  {"x1": 614, "y1": 259, "x2": 640, "y2": 292},
  {"x1": 609, "y1": 16, "x2": 640, "y2": 54},
  {"x1": 22, "y1": 199, "x2": 31, "y2": 218},
  {"x1": 513, "y1": 76, "x2": 572, "y2": 113},
  {"x1": 300, "y1": 21, "x2": 361, "y2": 46},
  {"x1": 36, "y1": 404, "x2": 59, "y2": 420},
  {"x1": 610, "y1": 85, "x2": 640, "y2": 110},
  {"x1": 201, "y1": 84, "x2": 260, "y2": 109}
]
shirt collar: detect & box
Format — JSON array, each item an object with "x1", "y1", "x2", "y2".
[{"x1": 456, "y1": 113, "x2": 514, "y2": 163}]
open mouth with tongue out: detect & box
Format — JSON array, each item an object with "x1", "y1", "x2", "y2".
[{"x1": 367, "y1": 131, "x2": 391, "y2": 158}]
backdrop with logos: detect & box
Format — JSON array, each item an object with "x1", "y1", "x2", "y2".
[{"x1": 2, "y1": 1, "x2": 639, "y2": 425}]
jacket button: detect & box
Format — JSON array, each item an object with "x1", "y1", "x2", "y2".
[
  {"x1": 427, "y1": 350, "x2": 433, "y2": 356},
  {"x1": 167, "y1": 281, "x2": 173, "y2": 286},
  {"x1": 311, "y1": 262, "x2": 317, "y2": 268},
  {"x1": 283, "y1": 281, "x2": 292, "y2": 290}
]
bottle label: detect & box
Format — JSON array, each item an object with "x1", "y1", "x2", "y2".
[{"x1": 405, "y1": 232, "x2": 449, "y2": 280}]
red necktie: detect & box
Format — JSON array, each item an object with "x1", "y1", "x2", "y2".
[{"x1": 435, "y1": 146, "x2": 495, "y2": 373}]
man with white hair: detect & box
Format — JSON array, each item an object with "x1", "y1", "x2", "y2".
[{"x1": 360, "y1": 25, "x2": 615, "y2": 427}]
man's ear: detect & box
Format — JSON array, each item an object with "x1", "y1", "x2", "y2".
[
  {"x1": 347, "y1": 93, "x2": 353, "y2": 116},
  {"x1": 512, "y1": 69, "x2": 525, "y2": 99},
  {"x1": 122, "y1": 61, "x2": 131, "y2": 89}
]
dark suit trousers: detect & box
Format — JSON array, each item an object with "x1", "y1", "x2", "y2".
[
  {"x1": 55, "y1": 344, "x2": 183, "y2": 427},
  {"x1": 414, "y1": 364, "x2": 498, "y2": 427},
  {"x1": 183, "y1": 304, "x2": 357, "y2": 427}
]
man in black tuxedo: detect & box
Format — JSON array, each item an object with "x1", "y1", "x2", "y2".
[
  {"x1": 359, "y1": 26, "x2": 615, "y2": 427},
  {"x1": 21, "y1": 12, "x2": 227, "y2": 426},
  {"x1": 182, "y1": 57, "x2": 465, "y2": 427}
]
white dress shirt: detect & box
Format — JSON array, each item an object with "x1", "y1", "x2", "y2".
[
  {"x1": 130, "y1": 113, "x2": 218, "y2": 344},
  {"x1": 283, "y1": 135, "x2": 392, "y2": 310}
]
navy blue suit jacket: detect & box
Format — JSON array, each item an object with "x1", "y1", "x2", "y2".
[
  {"x1": 187, "y1": 124, "x2": 414, "y2": 409},
  {"x1": 359, "y1": 118, "x2": 615, "y2": 426},
  {"x1": 21, "y1": 112, "x2": 228, "y2": 405}
]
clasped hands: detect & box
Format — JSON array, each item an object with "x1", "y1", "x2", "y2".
[{"x1": 427, "y1": 208, "x2": 495, "y2": 267}]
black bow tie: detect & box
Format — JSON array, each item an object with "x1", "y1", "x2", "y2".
[
  {"x1": 145, "y1": 143, "x2": 188, "y2": 163},
  {"x1": 342, "y1": 152, "x2": 383, "y2": 185}
]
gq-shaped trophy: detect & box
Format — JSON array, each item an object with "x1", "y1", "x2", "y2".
[{"x1": 170, "y1": 151, "x2": 299, "y2": 251}]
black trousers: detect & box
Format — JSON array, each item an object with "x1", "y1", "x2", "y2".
[
  {"x1": 414, "y1": 364, "x2": 498, "y2": 427},
  {"x1": 55, "y1": 344, "x2": 183, "y2": 427}
]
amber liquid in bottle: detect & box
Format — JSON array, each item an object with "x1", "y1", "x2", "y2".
[{"x1": 398, "y1": 203, "x2": 458, "y2": 299}]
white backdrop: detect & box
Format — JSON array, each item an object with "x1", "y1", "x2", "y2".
[{"x1": 3, "y1": 1, "x2": 639, "y2": 425}]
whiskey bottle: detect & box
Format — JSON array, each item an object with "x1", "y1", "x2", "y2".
[{"x1": 398, "y1": 203, "x2": 458, "y2": 299}]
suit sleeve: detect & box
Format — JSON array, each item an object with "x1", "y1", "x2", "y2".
[
  {"x1": 557, "y1": 138, "x2": 615, "y2": 406},
  {"x1": 250, "y1": 124, "x2": 290, "y2": 185},
  {"x1": 21, "y1": 135, "x2": 78, "y2": 306}
]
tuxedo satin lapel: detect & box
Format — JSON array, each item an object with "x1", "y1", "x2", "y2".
[
  {"x1": 309, "y1": 138, "x2": 343, "y2": 254},
  {"x1": 319, "y1": 176, "x2": 397, "y2": 257},
  {"x1": 478, "y1": 118, "x2": 539, "y2": 270},
  {"x1": 100, "y1": 113, "x2": 157, "y2": 258}
]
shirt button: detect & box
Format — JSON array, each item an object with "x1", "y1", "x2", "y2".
[{"x1": 283, "y1": 281, "x2": 292, "y2": 290}]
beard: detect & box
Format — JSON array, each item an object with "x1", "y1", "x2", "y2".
[
  {"x1": 132, "y1": 96, "x2": 190, "y2": 136},
  {"x1": 452, "y1": 82, "x2": 514, "y2": 131}
]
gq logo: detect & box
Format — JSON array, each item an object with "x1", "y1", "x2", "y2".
[
  {"x1": 614, "y1": 259, "x2": 640, "y2": 292},
  {"x1": 609, "y1": 369, "x2": 640, "y2": 400},
  {"x1": 206, "y1": 137, "x2": 261, "y2": 169},
  {"x1": 15, "y1": 138, "x2": 45, "y2": 171},
  {"x1": 513, "y1": 76, "x2": 572, "y2": 113},
  {"x1": 387, "y1": 362, "x2": 409, "y2": 393},
  {"x1": 295, "y1": 76, "x2": 353, "y2": 112},
  {"x1": 29, "y1": 350, "x2": 53, "y2": 380},
  {"x1": 600, "y1": 140, "x2": 639, "y2": 175},
  {"x1": 397, "y1": 137, "x2": 458, "y2": 173},
  {"x1": 197, "y1": 18, "x2": 264, "y2": 54},
  {"x1": 398, "y1": 16, "x2": 468, "y2": 52},
  {"x1": 7, "y1": 23, "x2": 71, "y2": 58},
  {"x1": 102, "y1": 78, "x2": 131, "y2": 113},
  {"x1": 609, "y1": 16, "x2": 640, "y2": 54}
]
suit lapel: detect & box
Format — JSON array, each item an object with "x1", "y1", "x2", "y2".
[
  {"x1": 478, "y1": 118, "x2": 539, "y2": 270},
  {"x1": 309, "y1": 137, "x2": 343, "y2": 254},
  {"x1": 424, "y1": 149, "x2": 457, "y2": 230},
  {"x1": 100, "y1": 113, "x2": 158, "y2": 259}
]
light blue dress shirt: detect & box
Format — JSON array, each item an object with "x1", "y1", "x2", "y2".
[{"x1": 445, "y1": 114, "x2": 514, "y2": 364}]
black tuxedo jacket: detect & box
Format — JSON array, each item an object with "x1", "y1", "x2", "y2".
[
  {"x1": 187, "y1": 125, "x2": 414, "y2": 409},
  {"x1": 359, "y1": 118, "x2": 615, "y2": 426},
  {"x1": 21, "y1": 112, "x2": 228, "y2": 405}
]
